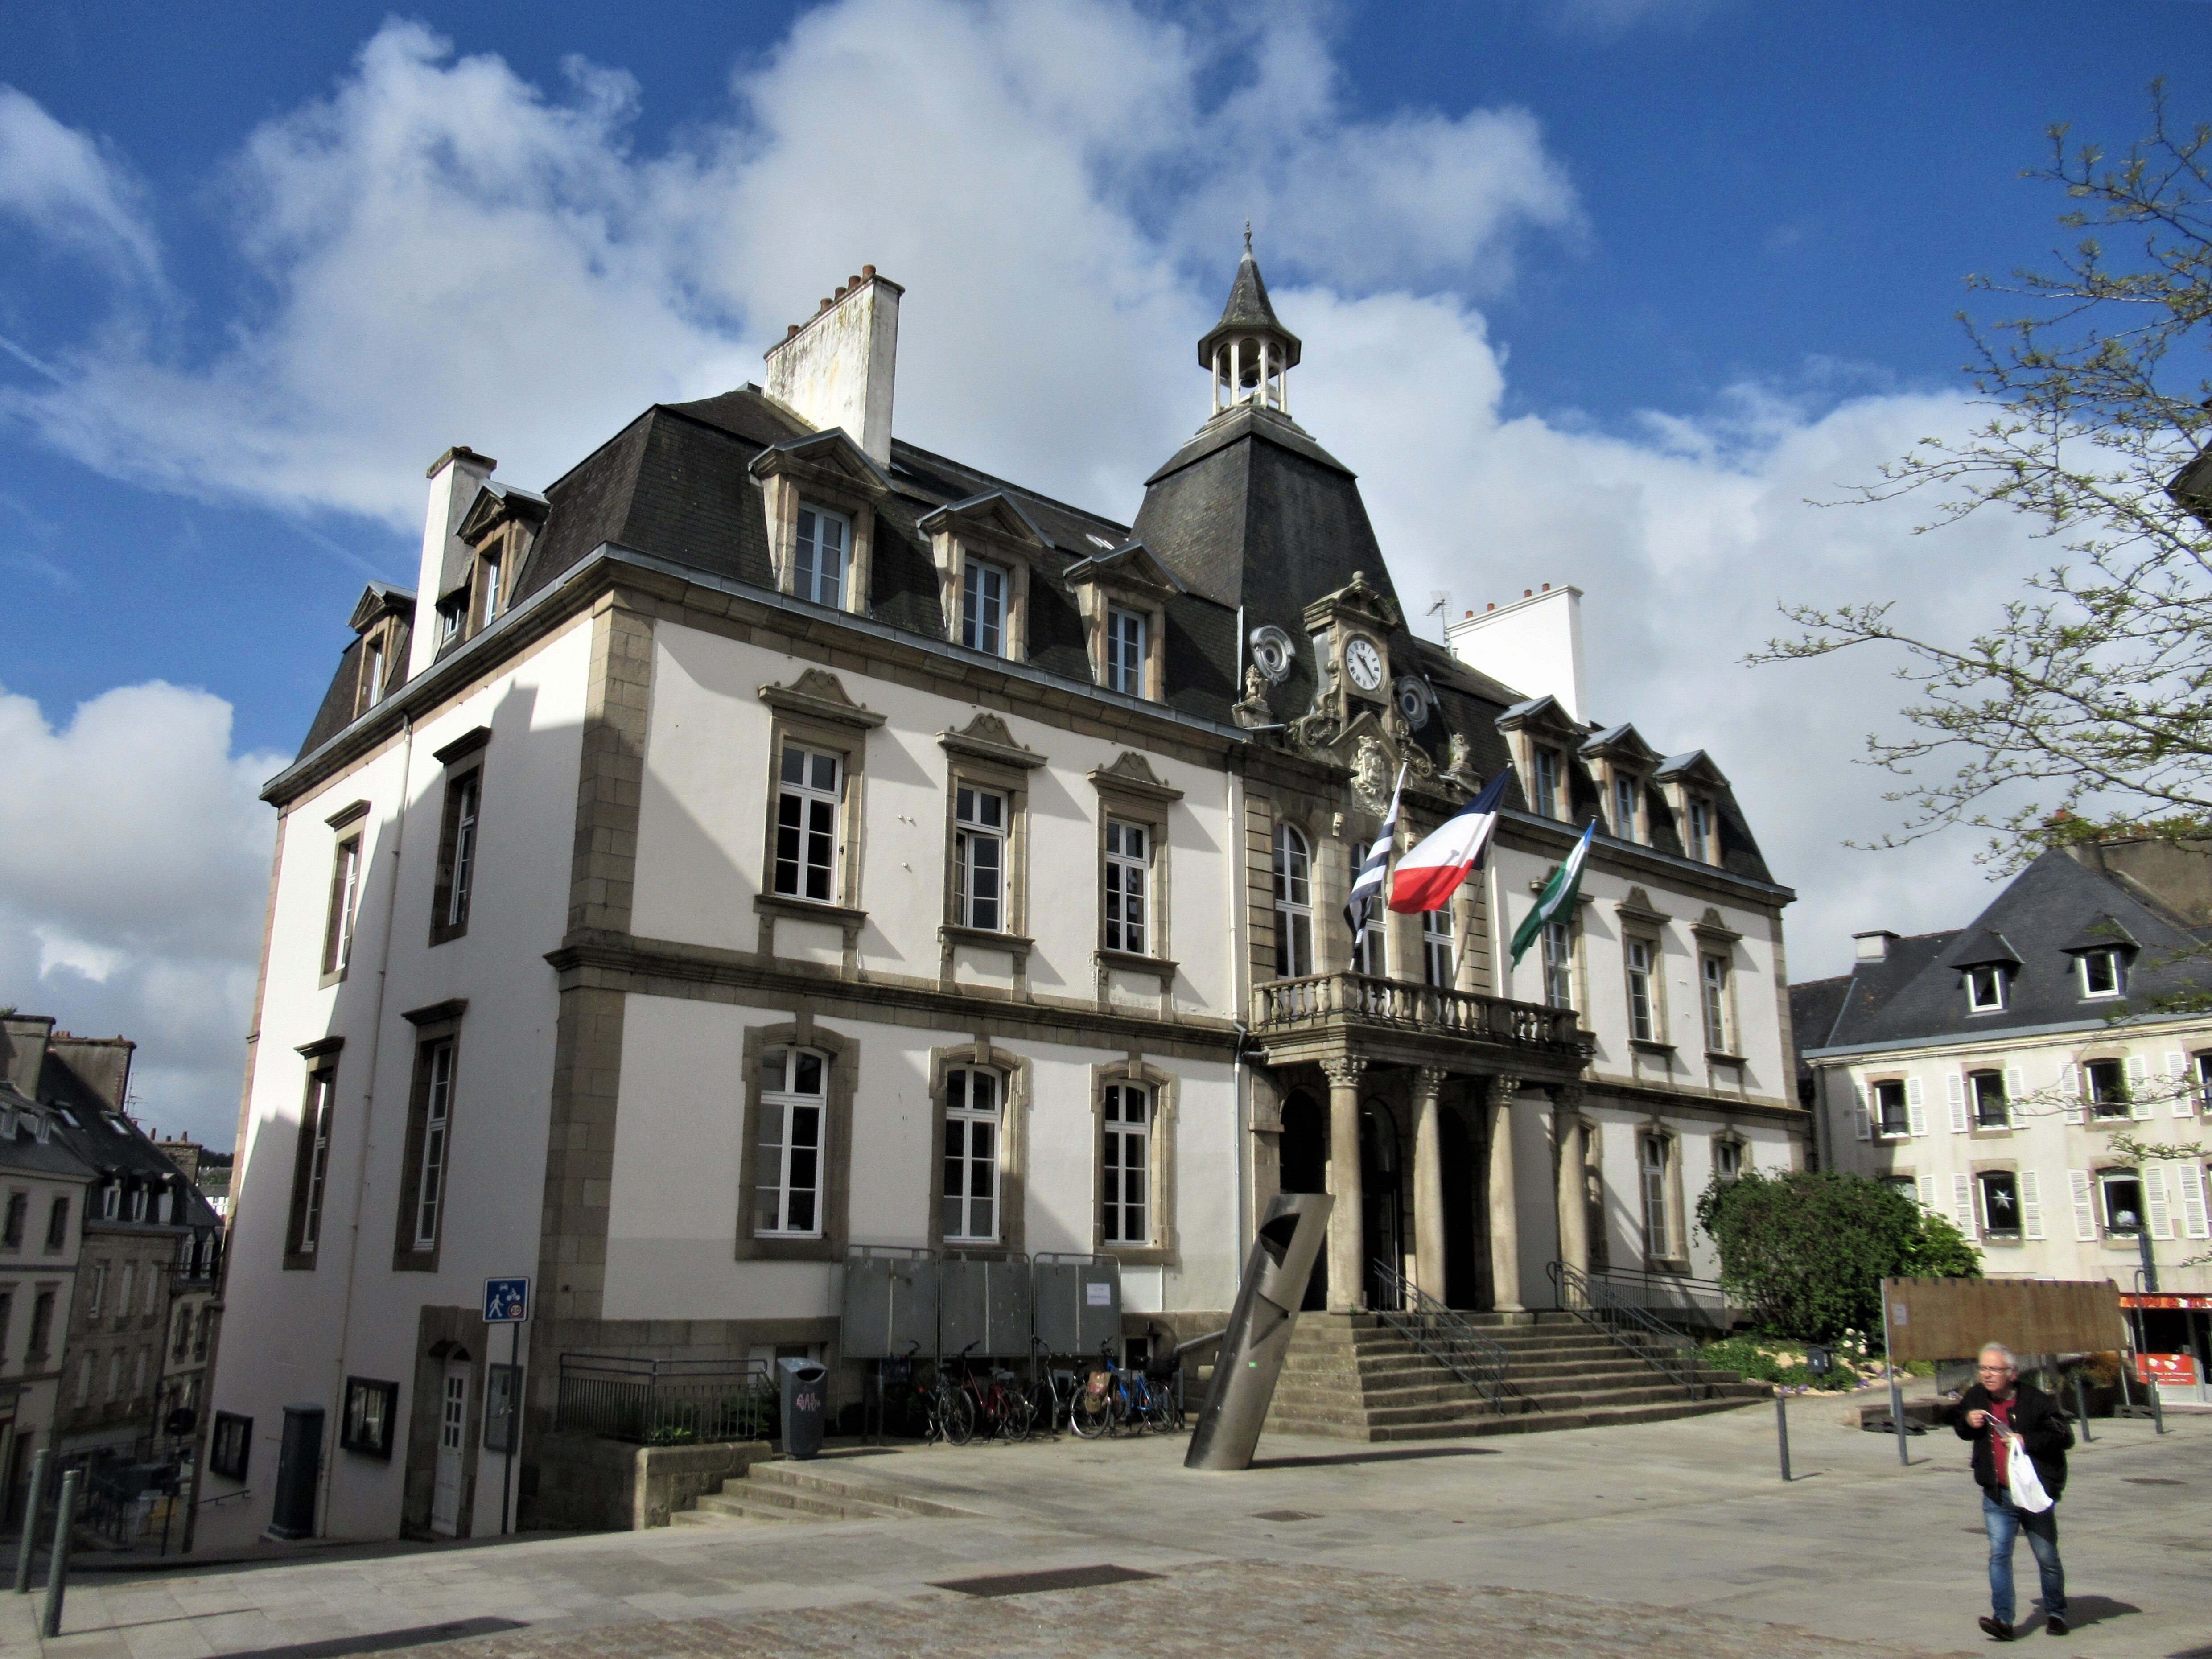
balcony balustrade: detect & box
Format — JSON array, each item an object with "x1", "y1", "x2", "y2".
[{"x1": 1250, "y1": 971, "x2": 1582, "y2": 1055}]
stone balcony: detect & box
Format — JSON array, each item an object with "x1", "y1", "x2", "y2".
[{"x1": 1249, "y1": 971, "x2": 1588, "y2": 1078}]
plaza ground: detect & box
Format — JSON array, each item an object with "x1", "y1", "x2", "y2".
[{"x1": 8, "y1": 1392, "x2": 2207, "y2": 1659}]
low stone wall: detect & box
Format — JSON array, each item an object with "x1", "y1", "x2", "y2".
[{"x1": 529, "y1": 1434, "x2": 774, "y2": 1531}]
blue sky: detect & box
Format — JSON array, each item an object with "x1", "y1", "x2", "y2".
[{"x1": 0, "y1": 0, "x2": 2200, "y2": 1139}]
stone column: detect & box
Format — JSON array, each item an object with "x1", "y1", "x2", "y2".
[
  {"x1": 1322, "y1": 1056, "x2": 1368, "y2": 1312},
  {"x1": 1553, "y1": 1087, "x2": 1589, "y2": 1287},
  {"x1": 1487, "y1": 1075, "x2": 1523, "y2": 1313},
  {"x1": 1411, "y1": 1067, "x2": 1450, "y2": 1303}
]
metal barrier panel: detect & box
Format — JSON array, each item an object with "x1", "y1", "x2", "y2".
[
  {"x1": 938, "y1": 1254, "x2": 1030, "y2": 1357},
  {"x1": 840, "y1": 1247, "x2": 938, "y2": 1359},
  {"x1": 1033, "y1": 1253, "x2": 1121, "y2": 1357}
]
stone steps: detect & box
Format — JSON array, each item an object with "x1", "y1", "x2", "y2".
[{"x1": 669, "y1": 1457, "x2": 980, "y2": 1529}]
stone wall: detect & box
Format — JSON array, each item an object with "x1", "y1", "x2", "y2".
[{"x1": 528, "y1": 1433, "x2": 773, "y2": 1531}]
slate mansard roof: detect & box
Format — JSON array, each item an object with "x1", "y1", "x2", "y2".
[{"x1": 1791, "y1": 847, "x2": 2212, "y2": 1066}]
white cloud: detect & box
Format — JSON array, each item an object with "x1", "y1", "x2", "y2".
[
  {"x1": 0, "y1": 682, "x2": 284, "y2": 1144},
  {"x1": 0, "y1": 84, "x2": 162, "y2": 280},
  {"x1": 0, "y1": 0, "x2": 2063, "y2": 1134}
]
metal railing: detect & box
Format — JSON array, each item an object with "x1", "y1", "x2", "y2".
[
  {"x1": 556, "y1": 1354, "x2": 774, "y2": 1445},
  {"x1": 1588, "y1": 1264, "x2": 1734, "y2": 1333},
  {"x1": 1548, "y1": 1260, "x2": 1704, "y2": 1398},
  {"x1": 1251, "y1": 973, "x2": 1581, "y2": 1051},
  {"x1": 1370, "y1": 1260, "x2": 1521, "y2": 1414}
]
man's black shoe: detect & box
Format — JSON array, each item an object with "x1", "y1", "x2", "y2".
[
  {"x1": 2046, "y1": 1615, "x2": 2069, "y2": 1637},
  {"x1": 1979, "y1": 1615, "x2": 2016, "y2": 1642}
]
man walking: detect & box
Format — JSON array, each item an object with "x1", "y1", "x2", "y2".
[{"x1": 1950, "y1": 1342, "x2": 2073, "y2": 1640}]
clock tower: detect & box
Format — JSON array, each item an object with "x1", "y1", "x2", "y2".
[{"x1": 1302, "y1": 569, "x2": 1400, "y2": 731}]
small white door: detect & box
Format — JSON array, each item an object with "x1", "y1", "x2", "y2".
[{"x1": 431, "y1": 1362, "x2": 468, "y2": 1536}]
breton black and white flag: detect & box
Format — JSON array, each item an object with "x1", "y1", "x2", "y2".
[{"x1": 1343, "y1": 765, "x2": 1406, "y2": 941}]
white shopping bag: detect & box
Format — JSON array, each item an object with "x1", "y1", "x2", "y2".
[{"x1": 2005, "y1": 1431, "x2": 2055, "y2": 1513}]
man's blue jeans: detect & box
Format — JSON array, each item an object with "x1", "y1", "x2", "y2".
[{"x1": 1983, "y1": 1490, "x2": 2066, "y2": 1625}]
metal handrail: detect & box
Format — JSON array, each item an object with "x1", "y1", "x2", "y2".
[
  {"x1": 1369, "y1": 1260, "x2": 1521, "y2": 1413},
  {"x1": 1548, "y1": 1260, "x2": 1704, "y2": 1398},
  {"x1": 556, "y1": 1353, "x2": 774, "y2": 1444}
]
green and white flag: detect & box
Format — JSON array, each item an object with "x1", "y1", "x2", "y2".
[{"x1": 1509, "y1": 822, "x2": 1595, "y2": 966}]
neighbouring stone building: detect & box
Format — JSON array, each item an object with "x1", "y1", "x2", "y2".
[{"x1": 207, "y1": 242, "x2": 1804, "y2": 1546}]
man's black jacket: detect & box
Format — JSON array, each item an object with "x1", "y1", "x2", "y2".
[{"x1": 1948, "y1": 1381, "x2": 2073, "y2": 1500}]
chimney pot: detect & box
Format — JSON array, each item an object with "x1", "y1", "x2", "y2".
[
  {"x1": 1464, "y1": 609, "x2": 1473, "y2": 618},
  {"x1": 1853, "y1": 929, "x2": 1901, "y2": 962},
  {"x1": 1486, "y1": 602, "x2": 1495, "y2": 612},
  {"x1": 861, "y1": 263, "x2": 876, "y2": 278},
  {"x1": 1523, "y1": 589, "x2": 1532, "y2": 598},
  {"x1": 1542, "y1": 582, "x2": 1551, "y2": 592},
  {"x1": 786, "y1": 323, "x2": 799, "y2": 340}
]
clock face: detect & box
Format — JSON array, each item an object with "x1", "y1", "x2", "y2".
[{"x1": 1344, "y1": 635, "x2": 1385, "y2": 692}]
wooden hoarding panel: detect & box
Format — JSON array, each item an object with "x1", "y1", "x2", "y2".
[{"x1": 1881, "y1": 1278, "x2": 2126, "y2": 1363}]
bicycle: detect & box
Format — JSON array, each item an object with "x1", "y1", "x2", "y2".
[
  {"x1": 956, "y1": 1348, "x2": 1035, "y2": 1443},
  {"x1": 1070, "y1": 1345, "x2": 1121, "y2": 1439},
  {"x1": 915, "y1": 1343, "x2": 975, "y2": 1445},
  {"x1": 1026, "y1": 1338, "x2": 1080, "y2": 1438}
]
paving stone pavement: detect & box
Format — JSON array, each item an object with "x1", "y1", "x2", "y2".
[{"x1": 7, "y1": 1396, "x2": 2205, "y2": 1659}]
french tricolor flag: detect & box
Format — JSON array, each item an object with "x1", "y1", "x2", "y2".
[{"x1": 1387, "y1": 770, "x2": 1511, "y2": 914}]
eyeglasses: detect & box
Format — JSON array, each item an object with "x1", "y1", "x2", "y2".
[{"x1": 1976, "y1": 1365, "x2": 2013, "y2": 1375}]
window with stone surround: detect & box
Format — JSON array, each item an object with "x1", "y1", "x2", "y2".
[
  {"x1": 428, "y1": 728, "x2": 489, "y2": 946},
  {"x1": 393, "y1": 1002, "x2": 465, "y2": 1272},
  {"x1": 754, "y1": 1047, "x2": 828, "y2": 1238},
  {"x1": 943, "y1": 1066, "x2": 1003, "y2": 1244},
  {"x1": 1273, "y1": 822, "x2": 1314, "y2": 978},
  {"x1": 285, "y1": 1059, "x2": 339, "y2": 1268}
]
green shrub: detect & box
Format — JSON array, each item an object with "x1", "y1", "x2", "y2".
[{"x1": 1696, "y1": 1169, "x2": 1981, "y2": 1343}]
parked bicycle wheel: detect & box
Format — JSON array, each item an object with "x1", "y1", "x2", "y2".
[
  {"x1": 1071, "y1": 1367, "x2": 1116, "y2": 1438},
  {"x1": 1001, "y1": 1387, "x2": 1036, "y2": 1442},
  {"x1": 1147, "y1": 1379, "x2": 1184, "y2": 1432},
  {"x1": 937, "y1": 1381, "x2": 976, "y2": 1445}
]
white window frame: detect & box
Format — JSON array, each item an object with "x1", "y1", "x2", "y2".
[
  {"x1": 773, "y1": 743, "x2": 843, "y2": 903},
  {"x1": 2085, "y1": 1057, "x2": 2130, "y2": 1117},
  {"x1": 1533, "y1": 746, "x2": 1562, "y2": 819},
  {"x1": 1977, "y1": 1169, "x2": 2022, "y2": 1238},
  {"x1": 412, "y1": 1038, "x2": 455, "y2": 1251},
  {"x1": 2098, "y1": 1166, "x2": 2143, "y2": 1235},
  {"x1": 1101, "y1": 1082, "x2": 1150, "y2": 1246},
  {"x1": 323, "y1": 832, "x2": 362, "y2": 978},
  {"x1": 1965, "y1": 964, "x2": 2006, "y2": 1013},
  {"x1": 1422, "y1": 906, "x2": 1454, "y2": 989},
  {"x1": 1700, "y1": 953, "x2": 1730, "y2": 1052},
  {"x1": 1612, "y1": 773, "x2": 1639, "y2": 842},
  {"x1": 754, "y1": 1047, "x2": 828, "y2": 1238},
  {"x1": 1873, "y1": 1079, "x2": 1913, "y2": 1139},
  {"x1": 1712, "y1": 1138, "x2": 1742, "y2": 1181},
  {"x1": 1103, "y1": 819, "x2": 1149, "y2": 955},
  {"x1": 1969, "y1": 1070, "x2": 2010, "y2": 1129},
  {"x1": 1541, "y1": 919, "x2": 1574, "y2": 1010},
  {"x1": 1351, "y1": 850, "x2": 1387, "y2": 977},
  {"x1": 1686, "y1": 796, "x2": 1713, "y2": 862},
  {"x1": 942, "y1": 1066, "x2": 1003, "y2": 1244},
  {"x1": 794, "y1": 503, "x2": 851, "y2": 609},
  {"x1": 1626, "y1": 938, "x2": 1656, "y2": 1042},
  {"x1": 1640, "y1": 1135, "x2": 1675, "y2": 1260},
  {"x1": 1104, "y1": 607, "x2": 1147, "y2": 696},
  {"x1": 2079, "y1": 949, "x2": 2125, "y2": 999},
  {"x1": 954, "y1": 786, "x2": 1008, "y2": 931},
  {"x1": 1273, "y1": 823, "x2": 1314, "y2": 978},
  {"x1": 961, "y1": 558, "x2": 1009, "y2": 656},
  {"x1": 302, "y1": 1070, "x2": 334, "y2": 1254}
]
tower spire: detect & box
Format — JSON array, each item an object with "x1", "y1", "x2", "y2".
[{"x1": 1199, "y1": 233, "x2": 1301, "y2": 419}]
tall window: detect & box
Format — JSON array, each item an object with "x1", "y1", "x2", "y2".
[
  {"x1": 88, "y1": 1261, "x2": 107, "y2": 1317},
  {"x1": 1873, "y1": 1079, "x2": 1910, "y2": 1137},
  {"x1": 1977, "y1": 1170, "x2": 2022, "y2": 1237},
  {"x1": 3, "y1": 1190, "x2": 25, "y2": 1248},
  {"x1": 794, "y1": 504, "x2": 849, "y2": 607},
  {"x1": 2079, "y1": 948, "x2": 2124, "y2": 998},
  {"x1": 1352, "y1": 854, "x2": 1386, "y2": 976},
  {"x1": 1970, "y1": 1070, "x2": 2010, "y2": 1128},
  {"x1": 1712, "y1": 1139, "x2": 1742, "y2": 1181},
  {"x1": 1422, "y1": 906, "x2": 1454, "y2": 988},
  {"x1": 45, "y1": 1197, "x2": 68, "y2": 1251},
  {"x1": 1541, "y1": 920, "x2": 1574, "y2": 1010},
  {"x1": 322, "y1": 832, "x2": 362, "y2": 977},
  {"x1": 1272, "y1": 823, "x2": 1313, "y2": 977},
  {"x1": 433, "y1": 769, "x2": 482, "y2": 937},
  {"x1": 1101, "y1": 1083, "x2": 1149, "y2": 1245},
  {"x1": 1965, "y1": 964, "x2": 2006, "y2": 1012},
  {"x1": 1103, "y1": 820, "x2": 1149, "y2": 954},
  {"x1": 289, "y1": 1068, "x2": 337, "y2": 1260},
  {"x1": 1105, "y1": 608, "x2": 1146, "y2": 696},
  {"x1": 1626, "y1": 939, "x2": 1656, "y2": 1042},
  {"x1": 755, "y1": 1048, "x2": 826, "y2": 1237},
  {"x1": 1533, "y1": 746, "x2": 1561, "y2": 819},
  {"x1": 1640, "y1": 1136, "x2": 1675, "y2": 1260},
  {"x1": 2086, "y1": 1058, "x2": 2129, "y2": 1117},
  {"x1": 357, "y1": 635, "x2": 386, "y2": 716},
  {"x1": 1686, "y1": 797, "x2": 1713, "y2": 862},
  {"x1": 478, "y1": 552, "x2": 503, "y2": 625},
  {"x1": 1700, "y1": 954, "x2": 1730, "y2": 1052},
  {"x1": 954, "y1": 786, "x2": 1007, "y2": 931},
  {"x1": 1612, "y1": 774, "x2": 1639, "y2": 841},
  {"x1": 774, "y1": 744, "x2": 842, "y2": 902},
  {"x1": 2099, "y1": 1167, "x2": 2143, "y2": 1235},
  {"x1": 943, "y1": 1066, "x2": 1001, "y2": 1243},
  {"x1": 29, "y1": 1290, "x2": 54, "y2": 1355},
  {"x1": 412, "y1": 1039, "x2": 456, "y2": 1251},
  {"x1": 962, "y1": 559, "x2": 1008, "y2": 655}
]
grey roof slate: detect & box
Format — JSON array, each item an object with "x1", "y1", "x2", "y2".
[{"x1": 1197, "y1": 245, "x2": 1301, "y2": 369}]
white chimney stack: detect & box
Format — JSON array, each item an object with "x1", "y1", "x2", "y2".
[
  {"x1": 1854, "y1": 930, "x2": 1899, "y2": 962},
  {"x1": 763, "y1": 266, "x2": 902, "y2": 468},
  {"x1": 410, "y1": 445, "x2": 496, "y2": 680},
  {"x1": 1445, "y1": 583, "x2": 1586, "y2": 722}
]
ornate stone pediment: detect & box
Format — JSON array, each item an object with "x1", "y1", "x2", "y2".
[
  {"x1": 938, "y1": 710, "x2": 1046, "y2": 769},
  {"x1": 758, "y1": 668, "x2": 886, "y2": 729},
  {"x1": 1088, "y1": 749, "x2": 1184, "y2": 803}
]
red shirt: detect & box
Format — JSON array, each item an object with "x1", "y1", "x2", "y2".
[{"x1": 1989, "y1": 1394, "x2": 2014, "y2": 1485}]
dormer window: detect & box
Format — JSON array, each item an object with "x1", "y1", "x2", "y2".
[
  {"x1": 1965, "y1": 964, "x2": 2006, "y2": 1012},
  {"x1": 437, "y1": 596, "x2": 465, "y2": 643},
  {"x1": 963, "y1": 559, "x2": 1008, "y2": 655},
  {"x1": 1533, "y1": 746, "x2": 1563, "y2": 820},
  {"x1": 1686, "y1": 797, "x2": 1714, "y2": 862},
  {"x1": 1105, "y1": 608, "x2": 1147, "y2": 696},
  {"x1": 2079, "y1": 948, "x2": 2125, "y2": 998},
  {"x1": 1612, "y1": 774, "x2": 1640, "y2": 843},
  {"x1": 794, "y1": 505, "x2": 850, "y2": 608},
  {"x1": 472, "y1": 548, "x2": 503, "y2": 630},
  {"x1": 358, "y1": 635, "x2": 387, "y2": 717}
]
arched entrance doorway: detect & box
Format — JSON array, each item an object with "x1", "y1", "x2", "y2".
[
  {"x1": 1278, "y1": 1089, "x2": 1329, "y2": 1310},
  {"x1": 1360, "y1": 1099, "x2": 1402, "y2": 1308}
]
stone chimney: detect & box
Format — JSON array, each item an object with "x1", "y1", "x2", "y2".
[
  {"x1": 1445, "y1": 584, "x2": 1586, "y2": 723},
  {"x1": 763, "y1": 267, "x2": 902, "y2": 469},
  {"x1": 1853, "y1": 930, "x2": 1899, "y2": 962},
  {"x1": 0, "y1": 1014, "x2": 54, "y2": 1099},
  {"x1": 45, "y1": 1032, "x2": 134, "y2": 1112},
  {"x1": 409, "y1": 445, "x2": 498, "y2": 680}
]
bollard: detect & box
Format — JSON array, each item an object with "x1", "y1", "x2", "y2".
[
  {"x1": 11, "y1": 1450, "x2": 48, "y2": 1593},
  {"x1": 2072, "y1": 1373, "x2": 2092, "y2": 1444},
  {"x1": 1775, "y1": 1391, "x2": 1792, "y2": 1482},
  {"x1": 41, "y1": 1470, "x2": 78, "y2": 1638},
  {"x1": 2151, "y1": 1373, "x2": 2166, "y2": 1435},
  {"x1": 1888, "y1": 1370, "x2": 1911, "y2": 1466}
]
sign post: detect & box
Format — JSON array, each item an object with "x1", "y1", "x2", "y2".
[{"x1": 482, "y1": 1277, "x2": 530, "y2": 1535}]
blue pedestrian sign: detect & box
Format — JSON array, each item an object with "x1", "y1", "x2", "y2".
[{"x1": 483, "y1": 1277, "x2": 530, "y2": 1323}]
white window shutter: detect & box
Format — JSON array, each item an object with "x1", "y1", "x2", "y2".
[
  {"x1": 2128, "y1": 1055, "x2": 2154, "y2": 1119},
  {"x1": 2062, "y1": 1065, "x2": 2084, "y2": 1124},
  {"x1": 2147, "y1": 1166, "x2": 2174, "y2": 1240},
  {"x1": 2019, "y1": 1170, "x2": 2045, "y2": 1240},
  {"x1": 1907, "y1": 1077, "x2": 1928, "y2": 1136},
  {"x1": 1946, "y1": 1074, "x2": 1969, "y2": 1133},
  {"x1": 1917, "y1": 1174, "x2": 1939, "y2": 1211},
  {"x1": 2179, "y1": 1164, "x2": 2211, "y2": 1241},
  {"x1": 1856, "y1": 1086, "x2": 1873, "y2": 1141},
  {"x1": 2005, "y1": 1067, "x2": 2025, "y2": 1104},
  {"x1": 1952, "y1": 1173, "x2": 1975, "y2": 1235},
  {"x1": 2069, "y1": 1170, "x2": 2097, "y2": 1241},
  {"x1": 2170, "y1": 1053, "x2": 2197, "y2": 1117}
]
